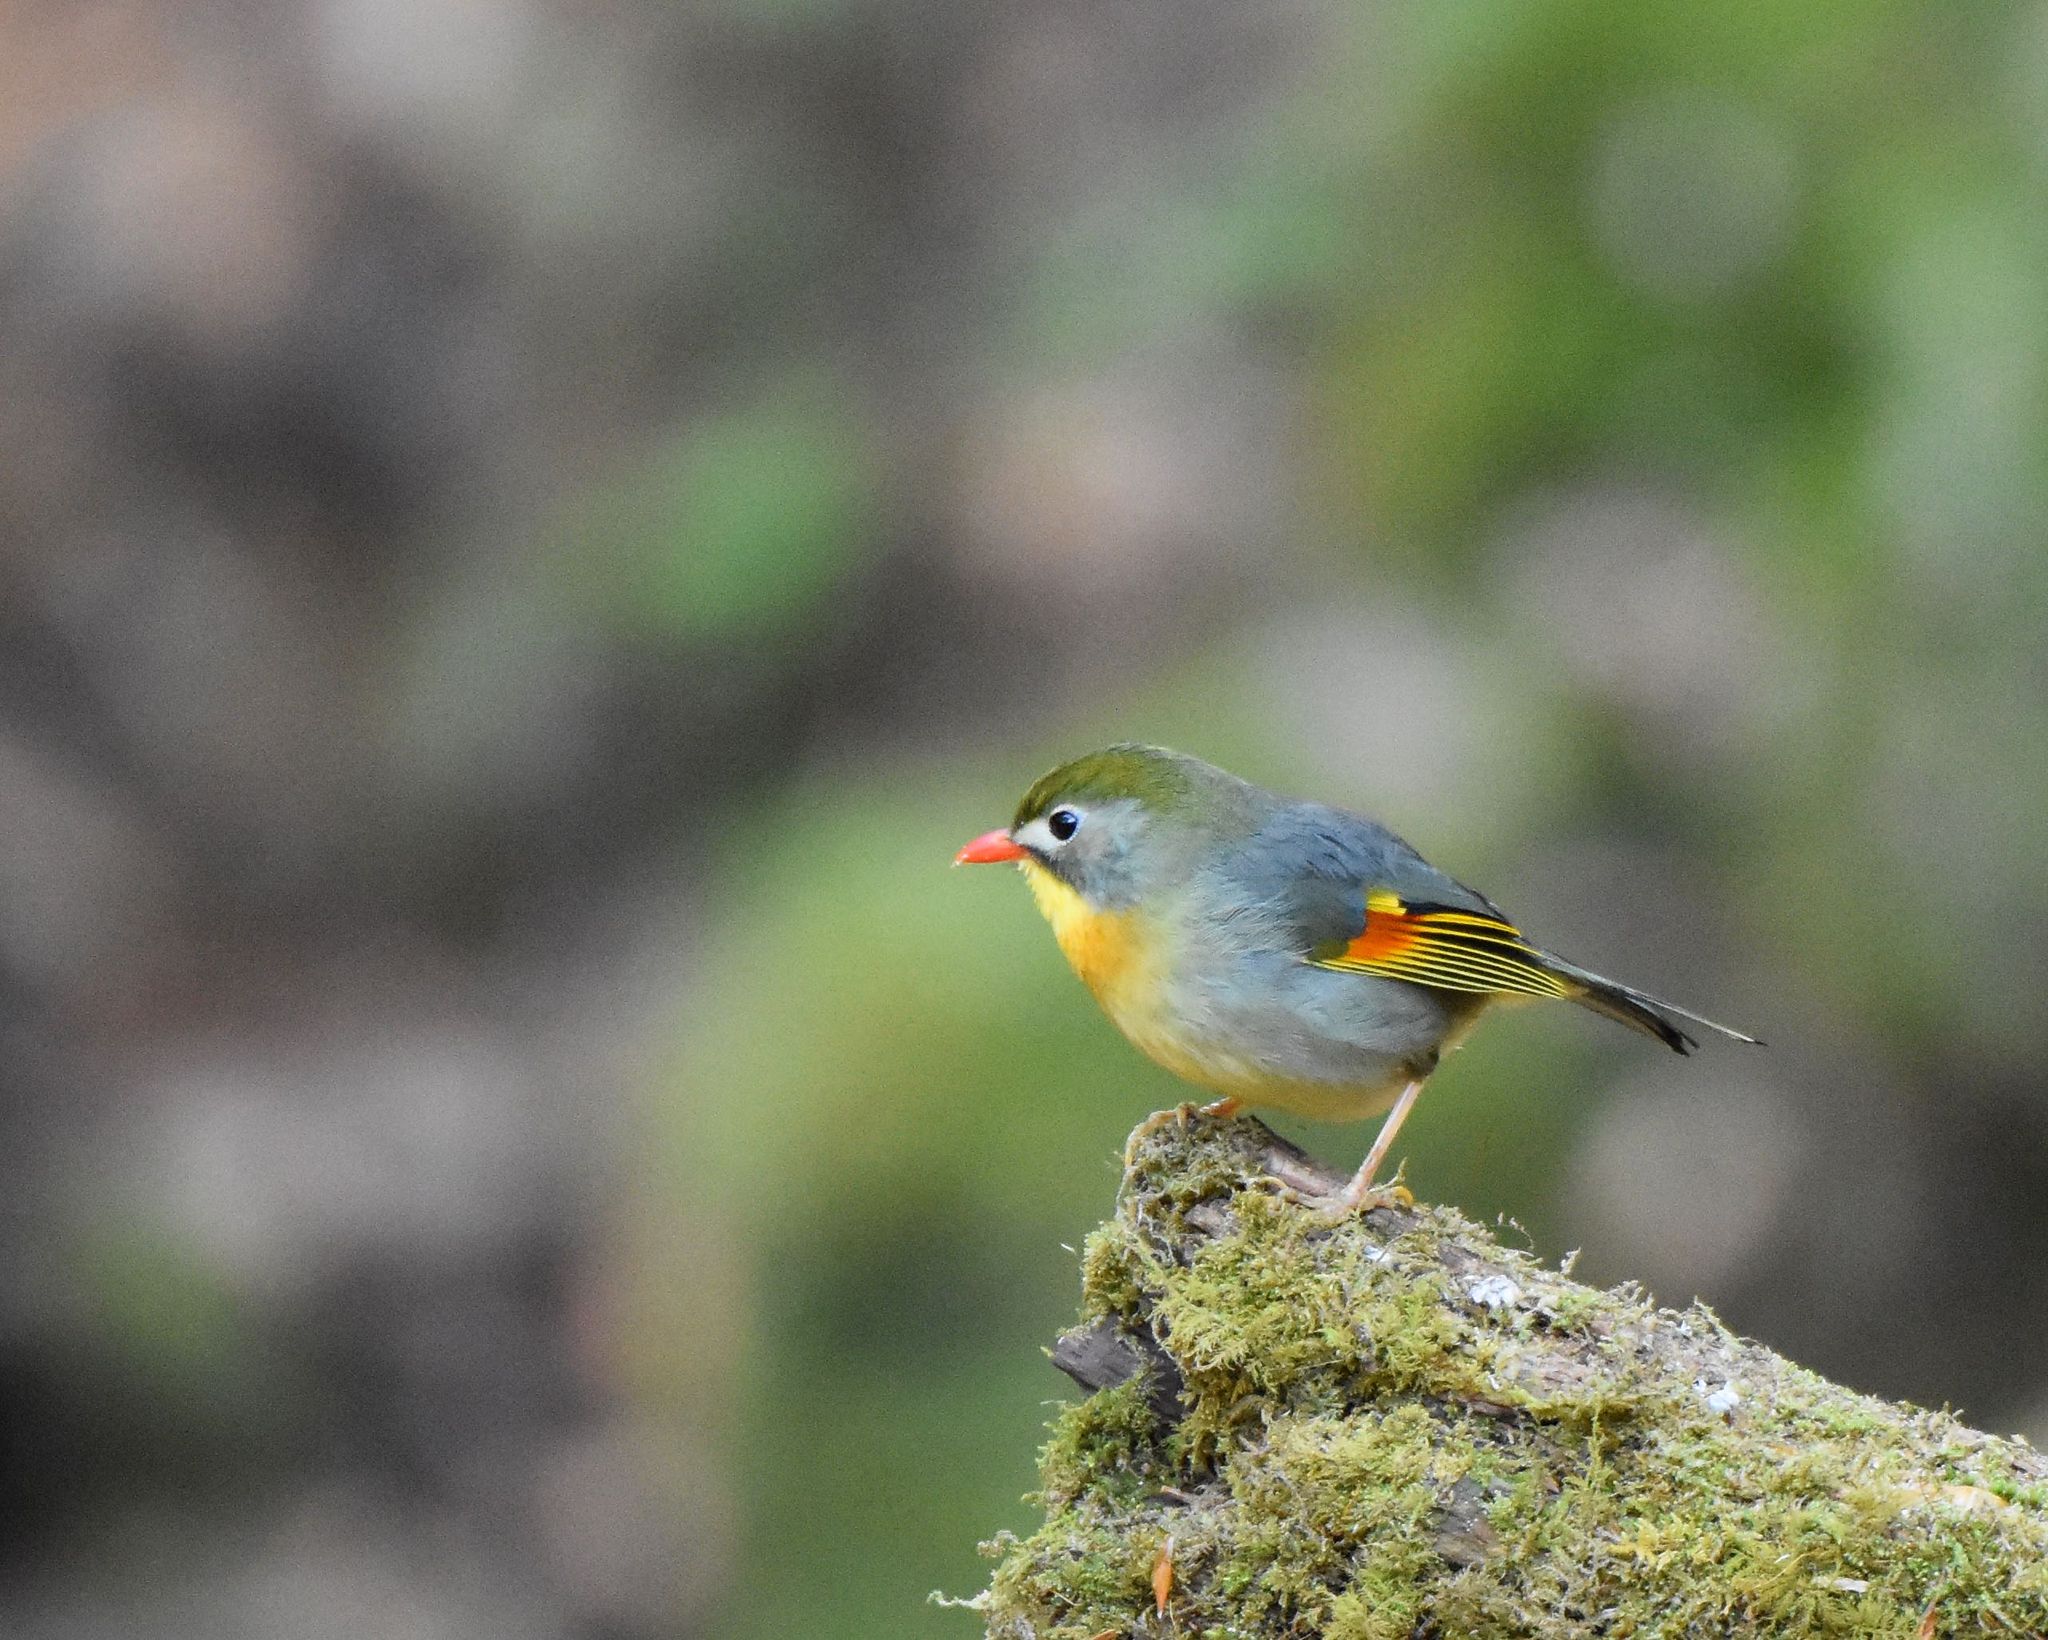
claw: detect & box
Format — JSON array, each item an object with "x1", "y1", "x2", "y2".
[
  {"x1": 1121, "y1": 1097, "x2": 1250, "y2": 1170},
  {"x1": 1246, "y1": 1157, "x2": 1414, "y2": 1222},
  {"x1": 1315, "y1": 1180, "x2": 1414, "y2": 1224},
  {"x1": 1121, "y1": 1102, "x2": 1200, "y2": 1169},
  {"x1": 1241, "y1": 1150, "x2": 1343, "y2": 1210},
  {"x1": 1246, "y1": 1175, "x2": 1413, "y2": 1221}
]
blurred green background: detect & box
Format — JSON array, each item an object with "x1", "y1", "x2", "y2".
[{"x1": 4, "y1": 2, "x2": 2048, "y2": 1636}]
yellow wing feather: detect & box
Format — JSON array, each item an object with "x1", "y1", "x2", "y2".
[{"x1": 1311, "y1": 889, "x2": 1573, "y2": 1000}]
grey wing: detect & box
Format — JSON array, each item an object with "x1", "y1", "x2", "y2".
[
  {"x1": 1235, "y1": 805, "x2": 1755, "y2": 1052},
  {"x1": 1170, "y1": 802, "x2": 1486, "y2": 1091},
  {"x1": 1221, "y1": 801, "x2": 1507, "y2": 958}
]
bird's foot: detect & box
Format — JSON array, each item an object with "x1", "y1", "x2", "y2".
[
  {"x1": 1243, "y1": 1152, "x2": 1342, "y2": 1206},
  {"x1": 1315, "y1": 1178, "x2": 1414, "y2": 1224},
  {"x1": 1122, "y1": 1098, "x2": 1247, "y2": 1170},
  {"x1": 1322, "y1": 1156, "x2": 1415, "y2": 1220},
  {"x1": 1247, "y1": 1160, "x2": 1413, "y2": 1221},
  {"x1": 1122, "y1": 1103, "x2": 1200, "y2": 1169}
]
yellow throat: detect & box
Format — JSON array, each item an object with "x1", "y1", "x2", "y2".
[
  {"x1": 1020, "y1": 858, "x2": 1150, "y2": 1007},
  {"x1": 1017, "y1": 856, "x2": 1246, "y2": 1100}
]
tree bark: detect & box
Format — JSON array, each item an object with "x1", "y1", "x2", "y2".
[{"x1": 970, "y1": 1115, "x2": 2048, "y2": 1638}]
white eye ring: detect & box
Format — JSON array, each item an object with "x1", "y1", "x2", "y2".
[
  {"x1": 1014, "y1": 807, "x2": 1085, "y2": 854},
  {"x1": 1046, "y1": 807, "x2": 1081, "y2": 842}
]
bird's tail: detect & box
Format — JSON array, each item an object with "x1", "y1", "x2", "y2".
[{"x1": 1533, "y1": 952, "x2": 1761, "y2": 1056}]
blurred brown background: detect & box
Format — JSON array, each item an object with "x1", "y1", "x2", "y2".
[{"x1": 4, "y1": 2, "x2": 2048, "y2": 1637}]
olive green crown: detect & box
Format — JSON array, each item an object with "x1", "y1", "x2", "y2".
[{"x1": 1012, "y1": 743, "x2": 1198, "y2": 828}]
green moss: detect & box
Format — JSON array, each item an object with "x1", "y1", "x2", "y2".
[
  {"x1": 1035, "y1": 1376, "x2": 1164, "y2": 1508},
  {"x1": 976, "y1": 1117, "x2": 2048, "y2": 1638}
]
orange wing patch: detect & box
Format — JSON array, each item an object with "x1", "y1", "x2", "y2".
[{"x1": 1313, "y1": 890, "x2": 1573, "y2": 999}]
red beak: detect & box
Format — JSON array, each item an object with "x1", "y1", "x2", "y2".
[{"x1": 955, "y1": 828, "x2": 1027, "y2": 865}]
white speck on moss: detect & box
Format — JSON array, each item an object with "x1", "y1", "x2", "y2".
[
  {"x1": 1695, "y1": 1377, "x2": 1741, "y2": 1416},
  {"x1": 1468, "y1": 1274, "x2": 1522, "y2": 1310}
]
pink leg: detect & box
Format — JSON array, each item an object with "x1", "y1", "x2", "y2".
[
  {"x1": 1199, "y1": 1097, "x2": 1242, "y2": 1119},
  {"x1": 1333, "y1": 1079, "x2": 1426, "y2": 1214}
]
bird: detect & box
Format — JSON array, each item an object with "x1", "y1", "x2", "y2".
[{"x1": 955, "y1": 743, "x2": 1757, "y2": 1215}]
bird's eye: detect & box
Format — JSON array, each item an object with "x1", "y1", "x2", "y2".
[{"x1": 1046, "y1": 807, "x2": 1081, "y2": 842}]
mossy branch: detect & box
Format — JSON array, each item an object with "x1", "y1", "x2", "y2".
[{"x1": 971, "y1": 1116, "x2": 2048, "y2": 1639}]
